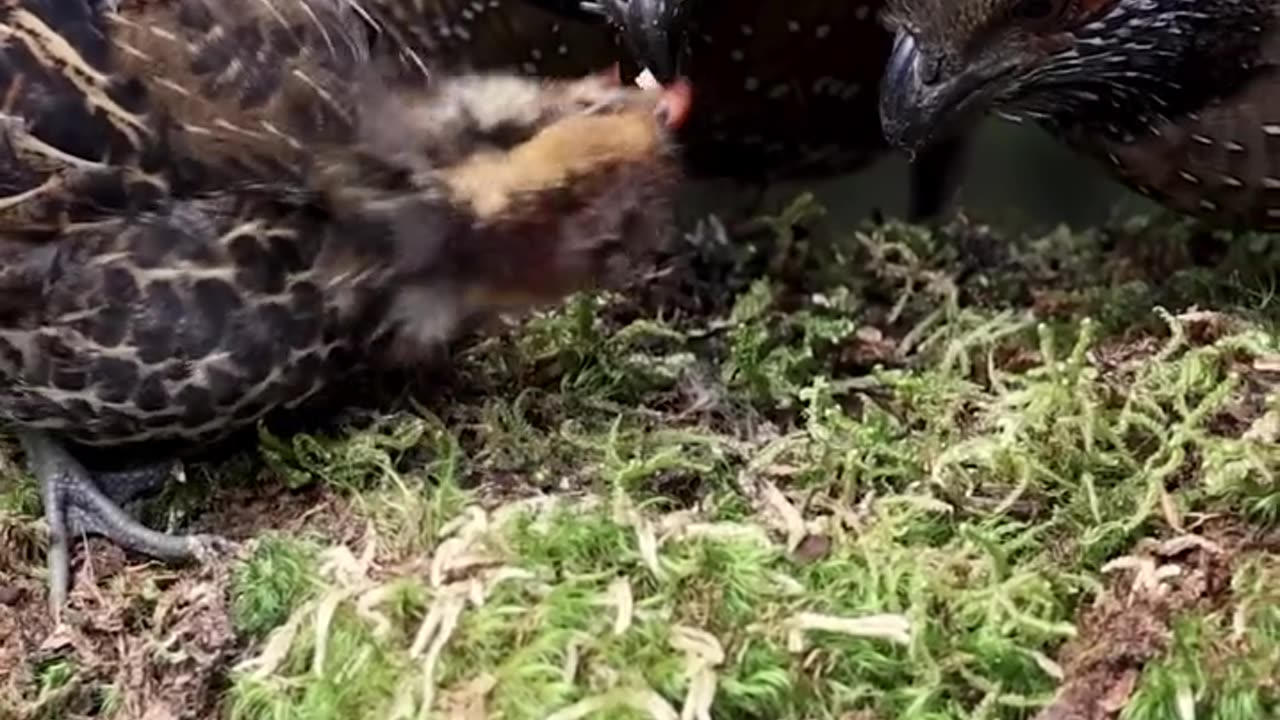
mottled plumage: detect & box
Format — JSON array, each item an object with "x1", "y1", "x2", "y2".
[
  {"x1": 0, "y1": 0, "x2": 684, "y2": 611},
  {"x1": 880, "y1": 0, "x2": 1280, "y2": 228}
]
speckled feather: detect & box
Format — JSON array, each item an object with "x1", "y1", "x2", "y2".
[
  {"x1": 0, "y1": 195, "x2": 345, "y2": 446},
  {"x1": 882, "y1": 0, "x2": 1022, "y2": 53},
  {"x1": 1065, "y1": 1, "x2": 1280, "y2": 227},
  {"x1": 0, "y1": 0, "x2": 369, "y2": 232},
  {"x1": 886, "y1": 0, "x2": 1280, "y2": 228},
  {"x1": 0, "y1": 0, "x2": 681, "y2": 448},
  {"x1": 669, "y1": 0, "x2": 894, "y2": 180},
  {"x1": 356, "y1": 0, "x2": 623, "y2": 79}
]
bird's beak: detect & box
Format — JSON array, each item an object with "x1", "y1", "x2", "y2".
[
  {"x1": 655, "y1": 76, "x2": 693, "y2": 130},
  {"x1": 596, "y1": 0, "x2": 695, "y2": 85},
  {"x1": 880, "y1": 30, "x2": 1008, "y2": 154},
  {"x1": 585, "y1": 63, "x2": 691, "y2": 130}
]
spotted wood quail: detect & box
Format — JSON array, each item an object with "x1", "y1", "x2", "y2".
[
  {"x1": 879, "y1": 0, "x2": 1280, "y2": 229},
  {"x1": 0, "y1": 0, "x2": 686, "y2": 612},
  {"x1": 587, "y1": 0, "x2": 972, "y2": 218}
]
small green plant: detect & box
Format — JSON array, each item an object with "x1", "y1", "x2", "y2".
[{"x1": 233, "y1": 534, "x2": 324, "y2": 639}]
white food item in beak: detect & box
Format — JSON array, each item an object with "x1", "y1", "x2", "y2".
[{"x1": 635, "y1": 68, "x2": 659, "y2": 89}]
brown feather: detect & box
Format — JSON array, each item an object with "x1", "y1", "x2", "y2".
[{"x1": 0, "y1": 0, "x2": 683, "y2": 448}]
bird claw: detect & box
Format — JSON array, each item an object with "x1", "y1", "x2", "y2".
[
  {"x1": 189, "y1": 534, "x2": 238, "y2": 563},
  {"x1": 19, "y1": 432, "x2": 231, "y2": 617}
]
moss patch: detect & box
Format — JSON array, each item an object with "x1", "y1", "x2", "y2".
[{"x1": 2, "y1": 199, "x2": 1278, "y2": 720}]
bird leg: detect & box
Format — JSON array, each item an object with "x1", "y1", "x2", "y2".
[
  {"x1": 64, "y1": 459, "x2": 187, "y2": 538},
  {"x1": 906, "y1": 131, "x2": 972, "y2": 222},
  {"x1": 87, "y1": 460, "x2": 181, "y2": 506},
  {"x1": 19, "y1": 431, "x2": 232, "y2": 615}
]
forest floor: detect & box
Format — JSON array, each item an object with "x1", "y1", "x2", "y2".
[{"x1": 1, "y1": 195, "x2": 1278, "y2": 720}]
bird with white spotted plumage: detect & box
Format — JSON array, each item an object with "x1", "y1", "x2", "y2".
[
  {"x1": 597, "y1": 0, "x2": 975, "y2": 218},
  {"x1": 356, "y1": 0, "x2": 626, "y2": 80},
  {"x1": 646, "y1": 0, "x2": 898, "y2": 183},
  {"x1": 880, "y1": 0, "x2": 1280, "y2": 229}
]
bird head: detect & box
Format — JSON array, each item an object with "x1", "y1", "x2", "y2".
[
  {"x1": 879, "y1": 0, "x2": 1270, "y2": 153},
  {"x1": 317, "y1": 70, "x2": 691, "y2": 356},
  {"x1": 593, "y1": 0, "x2": 701, "y2": 85}
]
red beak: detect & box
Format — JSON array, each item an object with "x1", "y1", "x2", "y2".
[{"x1": 656, "y1": 77, "x2": 692, "y2": 130}]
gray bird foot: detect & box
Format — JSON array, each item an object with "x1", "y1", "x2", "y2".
[{"x1": 18, "y1": 432, "x2": 233, "y2": 617}]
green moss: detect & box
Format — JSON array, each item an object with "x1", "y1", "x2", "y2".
[
  {"x1": 6, "y1": 196, "x2": 1279, "y2": 719},
  {"x1": 219, "y1": 201, "x2": 1280, "y2": 719},
  {"x1": 232, "y1": 534, "x2": 325, "y2": 639}
]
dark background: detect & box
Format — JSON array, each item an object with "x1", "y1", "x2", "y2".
[{"x1": 687, "y1": 118, "x2": 1160, "y2": 233}]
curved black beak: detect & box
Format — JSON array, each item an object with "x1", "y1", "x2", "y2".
[
  {"x1": 880, "y1": 31, "x2": 941, "y2": 153},
  {"x1": 590, "y1": 0, "x2": 695, "y2": 85},
  {"x1": 880, "y1": 29, "x2": 1008, "y2": 155}
]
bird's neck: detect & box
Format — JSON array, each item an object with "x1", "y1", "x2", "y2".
[{"x1": 1027, "y1": 0, "x2": 1275, "y2": 142}]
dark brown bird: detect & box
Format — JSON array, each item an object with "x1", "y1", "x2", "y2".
[
  {"x1": 878, "y1": 0, "x2": 1280, "y2": 229},
  {"x1": 356, "y1": 0, "x2": 625, "y2": 80},
  {"x1": 595, "y1": 0, "x2": 972, "y2": 217},
  {"x1": 363, "y1": 0, "x2": 970, "y2": 218},
  {"x1": 0, "y1": 0, "x2": 686, "y2": 612}
]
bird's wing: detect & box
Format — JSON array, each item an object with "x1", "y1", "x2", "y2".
[
  {"x1": 102, "y1": 0, "x2": 371, "y2": 177},
  {"x1": 0, "y1": 192, "x2": 309, "y2": 444},
  {"x1": 1077, "y1": 6, "x2": 1280, "y2": 229},
  {"x1": 0, "y1": 0, "x2": 145, "y2": 233},
  {"x1": 0, "y1": 0, "x2": 371, "y2": 236}
]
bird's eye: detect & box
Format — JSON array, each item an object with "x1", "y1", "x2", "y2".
[{"x1": 1012, "y1": 0, "x2": 1057, "y2": 20}]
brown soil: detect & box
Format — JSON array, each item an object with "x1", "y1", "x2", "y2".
[
  {"x1": 0, "y1": 479, "x2": 359, "y2": 720},
  {"x1": 1032, "y1": 520, "x2": 1270, "y2": 720}
]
